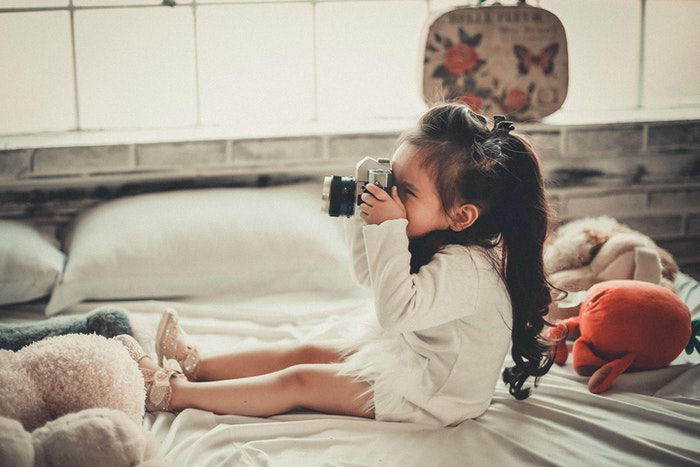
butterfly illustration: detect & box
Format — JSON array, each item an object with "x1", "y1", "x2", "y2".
[
  {"x1": 513, "y1": 43, "x2": 559, "y2": 75},
  {"x1": 457, "y1": 27, "x2": 482, "y2": 48}
]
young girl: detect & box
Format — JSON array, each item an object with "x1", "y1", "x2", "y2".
[{"x1": 115, "y1": 102, "x2": 557, "y2": 427}]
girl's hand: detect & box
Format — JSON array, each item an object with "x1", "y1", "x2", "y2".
[{"x1": 359, "y1": 184, "x2": 407, "y2": 225}]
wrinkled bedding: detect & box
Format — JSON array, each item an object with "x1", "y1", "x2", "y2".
[{"x1": 2, "y1": 276, "x2": 699, "y2": 466}]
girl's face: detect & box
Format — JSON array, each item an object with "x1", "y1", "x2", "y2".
[{"x1": 391, "y1": 143, "x2": 451, "y2": 239}]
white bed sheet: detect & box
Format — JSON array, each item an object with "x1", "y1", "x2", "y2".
[{"x1": 2, "y1": 280, "x2": 699, "y2": 466}]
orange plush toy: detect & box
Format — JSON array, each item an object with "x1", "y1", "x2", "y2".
[{"x1": 550, "y1": 280, "x2": 693, "y2": 394}]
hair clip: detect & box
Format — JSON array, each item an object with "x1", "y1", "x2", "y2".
[{"x1": 491, "y1": 115, "x2": 515, "y2": 136}]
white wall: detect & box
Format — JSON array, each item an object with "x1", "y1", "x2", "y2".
[{"x1": 0, "y1": 0, "x2": 698, "y2": 135}]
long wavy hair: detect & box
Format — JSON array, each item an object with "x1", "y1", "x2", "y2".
[{"x1": 397, "y1": 102, "x2": 557, "y2": 400}]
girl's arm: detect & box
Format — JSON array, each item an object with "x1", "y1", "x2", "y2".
[
  {"x1": 343, "y1": 215, "x2": 372, "y2": 287},
  {"x1": 363, "y1": 218, "x2": 506, "y2": 333}
]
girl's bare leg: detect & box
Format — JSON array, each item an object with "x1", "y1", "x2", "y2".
[
  {"x1": 169, "y1": 363, "x2": 374, "y2": 419},
  {"x1": 195, "y1": 342, "x2": 346, "y2": 381}
]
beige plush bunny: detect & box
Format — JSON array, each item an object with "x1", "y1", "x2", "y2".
[
  {"x1": 0, "y1": 408, "x2": 164, "y2": 467},
  {"x1": 544, "y1": 216, "x2": 679, "y2": 321},
  {"x1": 0, "y1": 333, "x2": 164, "y2": 466}
]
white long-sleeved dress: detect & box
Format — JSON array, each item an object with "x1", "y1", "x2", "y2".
[{"x1": 335, "y1": 216, "x2": 513, "y2": 426}]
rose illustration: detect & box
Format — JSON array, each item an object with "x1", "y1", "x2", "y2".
[
  {"x1": 457, "y1": 93, "x2": 483, "y2": 113},
  {"x1": 426, "y1": 27, "x2": 488, "y2": 109},
  {"x1": 504, "y1": 88, "x2": 528, "y2": 110},
  {"x1": 445, "y1": 43, "x2": 479, "y2": 75}
]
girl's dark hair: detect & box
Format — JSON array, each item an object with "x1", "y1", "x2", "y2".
[{"x1": 398, "y1": 102, "x2": 557, "y2": 400}]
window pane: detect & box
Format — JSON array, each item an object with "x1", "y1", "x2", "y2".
[
  {"x1": 199, "y1": 0, "x2": 278, "y2": 3},
  {"x1": 539, "y1": 0, "x2": 641, "y2": 112},
  {"x1": 0, "y1": 0, "x2": 68, "y2": 7},
  {"x1": 74, "y1": 7, "x2": 197, "y2": 129},
  {"x1": 429, "y1": 0, "x2": 520, "y2": 12},
  {"x1": 316, "y1": 1, "x2": 428, "y2": 121},
  {"x1": 74, "y1": 0, "x2": 191, "y2": 5},
  {"x1": 197, "y1": 4, "x2": 315, "y2": 127},
  {"x1": 0, "y1": 11, "x2": 75, "y2": 135},
  {"x1": 643, "y1": 0, "x2": 700, "y2": 107}
]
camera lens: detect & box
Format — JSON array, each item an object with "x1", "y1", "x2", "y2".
[{"x1": 322, "y1": 175, "x2": 356, "y2": 217}]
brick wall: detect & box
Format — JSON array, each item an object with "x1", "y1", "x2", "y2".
[
  {"x1": 1, "y1": 120, "x2": 699, "y2": 276},
  {"x1": 537, "y1": 121, "x2": 700, "y2": 278}
]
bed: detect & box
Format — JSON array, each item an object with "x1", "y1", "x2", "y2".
[{"x1": 1, "y1": 180, "x2": 699, "y2": 466}]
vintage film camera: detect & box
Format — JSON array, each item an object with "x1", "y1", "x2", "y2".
[{"x1": 321, "y1": 157, "x2": 393, "y2": 217}]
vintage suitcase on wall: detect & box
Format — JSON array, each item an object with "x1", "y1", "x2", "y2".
[{"x1": 421, "y1": 0, "x2": 568, "y2": 121}]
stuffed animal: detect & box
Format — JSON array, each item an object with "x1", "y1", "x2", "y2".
[
  {"x1": 0, "y1": 333, "x2": 164, "y2": 465},
  {"x1": 0, "y1": 408, "x2": 164, "y2": 467},
  {"x1": 0, "y1": 306, "x2": 133, "y2": 351},
  {"x1": 0, "y1": 333, "x2": 145, "y2": 431},
  {"x1": 544, "y1": 216, "x2": 679, "y2": 321},
  {"x1": 549, "y1": 280, "x2": 695, "y2": 394}
]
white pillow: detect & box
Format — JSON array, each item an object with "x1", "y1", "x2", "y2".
[
  {"x1": 46, "y1": 181, "x2": 355, "y2": 315},
  {"x1": 0, "y1": 221, "x2": 66, "y2": 305}
]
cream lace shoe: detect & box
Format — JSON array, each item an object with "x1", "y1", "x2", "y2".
[
  {"x1": 140, "y1": 366, "x2": 185, "y2": 413},
  {"x1": 114, "y1": 334, "x2": 184, "y2": 413},
  {"x1": 155, "y1": 308, "x2": 201, "y2": 381},
  {"x1": 113, "y1": 334, "x2": 148, "y2": 363}
]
